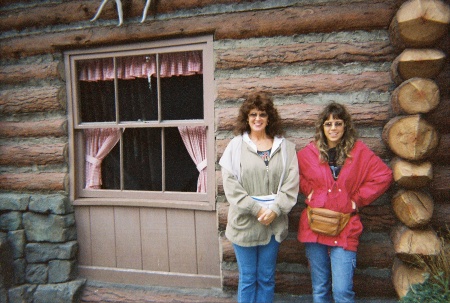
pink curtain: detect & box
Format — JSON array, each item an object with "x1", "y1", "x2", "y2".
[
  {"x1": 78, "y1": 51, "x2": 202, "y2": 81},
  {"x1": 84, "y1": 128, "x2": 121, "y2": 189},
  {"x1": 178, "y1": 126, "x2": 207, "y2": 193}
]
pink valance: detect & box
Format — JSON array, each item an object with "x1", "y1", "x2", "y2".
[{"x1": 78, "y1": 51, "x2": 203, "y2": 81}]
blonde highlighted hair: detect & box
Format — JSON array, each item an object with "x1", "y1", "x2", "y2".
[{"x1": 314, "y1": 102, "x2": 357, "y2": 165}]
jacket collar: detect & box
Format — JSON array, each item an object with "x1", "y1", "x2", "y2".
[{"x1": 243, "y1": 132, "x2": 284, "y2": 155}]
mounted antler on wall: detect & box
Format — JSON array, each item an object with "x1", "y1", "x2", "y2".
[{"x1": 91, "y1": 0, "x2": 153, "y2": 26}]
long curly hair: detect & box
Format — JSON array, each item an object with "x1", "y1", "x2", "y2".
[
  {"x1": 234, "y1": 92, "x2": 284, "y2": 137},
  {"x1": 315, "y1": 102, "x2": 357, "y2": 165}
]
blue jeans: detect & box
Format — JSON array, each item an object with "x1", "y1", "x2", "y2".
[
  {"x1": 305, "y1": 243, "x2": 356, "y2": 303},
  {"x1": 232, "y1": 236, "x2": 280, "y2": 303}
]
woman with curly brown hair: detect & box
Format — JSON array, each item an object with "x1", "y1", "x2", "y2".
[
  {"x1": 297, "y1": 102, "x2": 392, "y2": 303},
  {"x1": 219, "y1": 92, "x2": 299, "y2": 303}
]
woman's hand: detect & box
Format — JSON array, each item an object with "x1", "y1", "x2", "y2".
[{"x1": 257, "y1": 208, "x2": 277, "y2": 226}]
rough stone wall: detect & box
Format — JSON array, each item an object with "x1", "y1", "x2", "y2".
[
  {"x1": 0, "y1": 193, "x2": 85, "y2": 302},
  {"x1": 0, "y1": 0, "x2": 448, "y2": 301}
]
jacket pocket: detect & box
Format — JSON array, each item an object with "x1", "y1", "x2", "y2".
[
  {"x1": 308, "y1": 189, "x2": 327, "y2": 208},
  {"x1": 229, "y1": 213, "x2": 255, "y2": 231}
]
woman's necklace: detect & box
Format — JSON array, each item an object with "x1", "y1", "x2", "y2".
[{"x1": 250, "y1": 135, "x2": 273, "y2": 151}]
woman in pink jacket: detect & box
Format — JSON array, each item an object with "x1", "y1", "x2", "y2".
[{"x1": 297, "y1": 102, "x2": 392, "y2": 303}]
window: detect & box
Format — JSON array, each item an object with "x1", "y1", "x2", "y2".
[{"x1": 65, "y1": 36, "x2": 215, "y2": 210}]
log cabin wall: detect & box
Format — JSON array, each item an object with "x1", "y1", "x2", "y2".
[
  {"x1": 0, "y1": 0, "x2": 448, "y2": 301},
  {"x1": 386, "y1": 0, "x2": 450, "y2": 298}
]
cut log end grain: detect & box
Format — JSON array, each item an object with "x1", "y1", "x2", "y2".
[
  {"x1": 391, "y1": 157, "x2": 433, "y2": 188},
  {"x1": 390, "y1": 0, "x2": 450, "y2": 48},
  {"x1": 390, "y1": 49, "x2": 446, "y2": 85},
  {"x1": 392, "y1": 258, "x2": 428, "y2": 299},
  {"x1": 391, "y1": 225, "x2": 442, "y2": 258},
  {"x1": 391, "y1": 78, "x2": 440, "y2": 115},
  {"x1": 382, "y1": 115, "x2": 439, "y2": 161},
  {"x1": 392, "y1": 189, "x2": 434, "y2": 228}
]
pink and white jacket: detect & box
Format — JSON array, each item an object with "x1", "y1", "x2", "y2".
[{"x1": 297, "y1": 140, "x2": 392, "y2": 251}]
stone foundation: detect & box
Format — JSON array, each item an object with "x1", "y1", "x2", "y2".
[{"x1": 0, "y1": 193, "x2": 85, "y2": 303}]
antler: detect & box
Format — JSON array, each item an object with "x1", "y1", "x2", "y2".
[
  {"x1": 141, "y1": 0, "x2": 153, "y2": 23},
  {"x1": 91, "y1": 0, "x2": 124, "y2": 26},
  {"x1": 91, "y1": 0, "x2": 153, "y2": 25}
]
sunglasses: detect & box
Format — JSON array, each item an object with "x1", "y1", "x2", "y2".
[
  {"x1": 248, "y1": 112, "x2": 268, "y2": 118},
  {"x1": 323, "y1": 121, "x2": 344, "y2": 128}
]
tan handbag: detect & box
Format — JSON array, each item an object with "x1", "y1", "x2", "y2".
[{"x1": 306, "y1": 206, "x2": 352, "y2": 236}]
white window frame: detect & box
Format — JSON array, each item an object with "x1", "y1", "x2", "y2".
[{"x1": 64, "y1": 36, "x2": 216, "y2": 210}]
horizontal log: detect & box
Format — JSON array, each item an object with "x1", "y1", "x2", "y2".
[
  {"x1": 430, "y1": 165, "x2": 450, "y2": 202},
  {"x1": 435, "y1": 62, "x2": 450, "y2": 95},
  {"x1": 357, "y1": 233, "x2": 396, "y2": 268},
  {"x1": 0, "y1": 143, "x2": 67, "y2": 166},
  {"x1": 217, "y1": 101, "x2": 391, "y2": 131},
  {"x1": 222, "y1": 269, "x2": 312, "y2": 296},
  {"x1": 221, "y1": 234, "x2": 307, "y2": 265},
  {"x1": 223, "y1": 268, "x2": 397, "y2": 298},
  {"x1": 217, "y1": 72, "x2": 391, "y2": 100},
  {"x1": 425, "y1": 95, "x2": 450, "y2": 133},
  {"x1": 0, "y1": 172, "x2": 67, "y2": 191},
  {"x1": 222, "y1": 232, "x2": 395, "y2": 269},
  {"x1": 0, "y1": 85, "x2": 65, "y2": 114},
  {"x1": 0, "y1": 119, "x2": 67, "y2": 138},
  {"x1": 1, "y1": 0, "x2": 404, "y2": 32},
  {"x1": 0, "y1": 2, "x2": 399, "y2": 58},
  {"x1": 0, "y1": 0, "x2": 257, "y2": 31},
  {"x1": 287, "y1": 204, "x2": 303, "y2": 232},
  {"x1": 0, "y1": 59, "x2": 62, "y2": 84},
  {"x1": 431, "y1": 203, "x2": 450, "y2": 233},
  {"x1": 358, "y1": 204, "x2": 398, "y2": 232},
  {"x1": 0, "y1": 0, "x2": 22, "y2": 6},
  {"x1": 216, "y1": 41, "x2": 395, "y2": 70}
]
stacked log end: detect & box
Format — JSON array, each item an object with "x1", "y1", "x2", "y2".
[
  {"x1": 385, "y1": 0, "x2": 450, "y2": 299},
  {"x1": 389, "y1": 0, "x2": 450, "y2": 50}
]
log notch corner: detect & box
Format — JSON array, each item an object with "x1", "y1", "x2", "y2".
[{"x1": 385, "y1": 0, "x2": 450, "y2": 299}]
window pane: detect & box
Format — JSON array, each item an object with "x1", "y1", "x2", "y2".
[
  {"x1": 159, "y1": 51, "x2": 204, "y2": 120},
  {"x1": 79, "y1": 80, "x2": 116, "y2": 122},
  {"x1": 101, "y1": 143, "x2": 121, "y2": 189},
  {"x1": 160, "y1": 74, "x2": 204, "y2": 120},
  {"x1": 165, "y1": 127, "x2": 198, "y2": 192},
  {"x1": 117, "y1": 55, "x2": 158, "y2": 122},
  {"x1": 123, "y1": 128, "x2": 162, "y2": 191},
  {"x1": 118, "y1": 78, "x2": 157, "y2": 122},
  {"x1": 77, "y1": 58, "x2": 116, "y2": 123}
]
